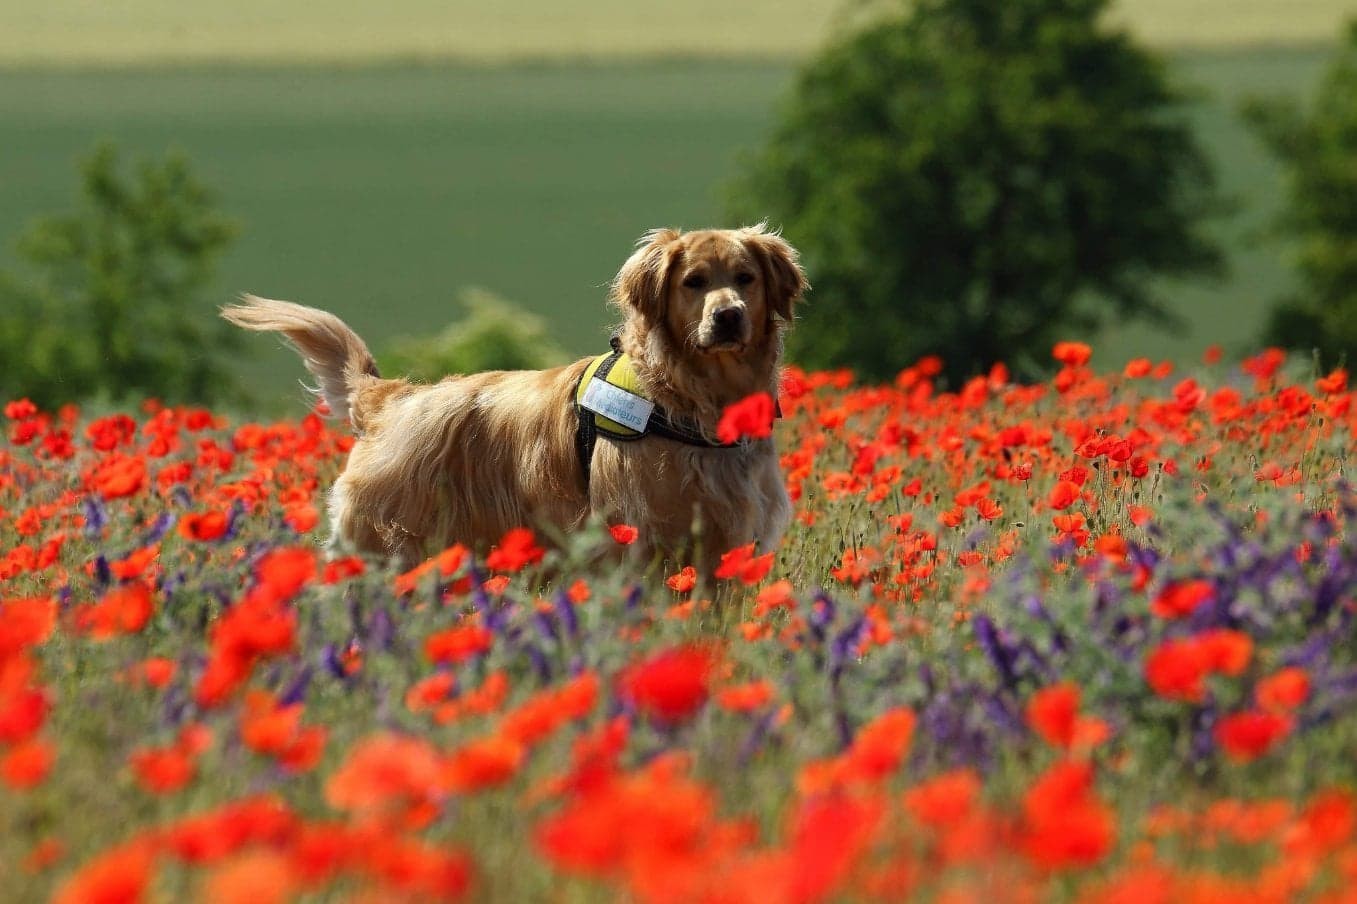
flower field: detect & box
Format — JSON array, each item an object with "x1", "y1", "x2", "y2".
[{"x1": 2, "y1": 343, "x2": 1356, "y2": 903}]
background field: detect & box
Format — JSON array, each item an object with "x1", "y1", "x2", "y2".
[{"x1": 0, "y1": 3, "x2": 1349, "y2": 404}]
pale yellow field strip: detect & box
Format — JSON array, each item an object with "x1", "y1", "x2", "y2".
[
  {"x1": 1104, "y1": 0, "x2": 1354, "y2": 49},
  {"x1": 0, "y1": 0, "x2": 1350, "y2": 67}
]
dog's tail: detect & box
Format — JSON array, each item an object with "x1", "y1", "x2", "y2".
[{"x1": 222, "y1": 295, "x2": 382, "y2": 426}]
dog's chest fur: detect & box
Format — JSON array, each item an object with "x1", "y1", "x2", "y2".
[{"x1": 591, "y1": 437, "x2": 791, "y2": 565}]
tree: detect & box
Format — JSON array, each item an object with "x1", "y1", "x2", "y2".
[
  {"x1": 729, "y1": 0, "x2": 1223, "y2": 383},
  {"x1": 382, "y1": 288, "x2": 569, "y2": 381},
  {"x1": 1244, "y1": 21, "x2": 1357, "y2": 368},
  {"x1": 0, "y1": 143, "x2": 239, "y2": 408}
]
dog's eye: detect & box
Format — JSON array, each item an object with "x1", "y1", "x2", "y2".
[
  {"x1": 682, "y1": 274, "x2": 709, "y2": 290},
  {"x1": 734, "y1": 271, "x2": 757, "y2": 287}
]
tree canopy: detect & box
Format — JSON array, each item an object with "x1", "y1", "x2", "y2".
[
  {"x1": 730, "y1": 0, "x2": 1223, "y2": 384},
  {"x1": 381, "y1": 288, "x2": 569, "y2": 381},
  {"x1": 0, "y1": 143, "x2": 239, "y2": 407}
]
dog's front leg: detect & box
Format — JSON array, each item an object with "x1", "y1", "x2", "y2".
[{"x1": 754, "y1": 450, "x2": 792, "y2": 553}]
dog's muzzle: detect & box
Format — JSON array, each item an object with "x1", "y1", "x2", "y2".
[{"x1": 708, "y1": 306, "x2": 748, "y2": 347}]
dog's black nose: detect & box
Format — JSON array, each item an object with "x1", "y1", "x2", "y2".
[{"x1": 713, "y1": 307, "x2": 744, "y2": 331}]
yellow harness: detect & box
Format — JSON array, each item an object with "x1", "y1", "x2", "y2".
[
  {"x1": 575, "y1": 349, "x2": 650, "y2": 439},
  {"x1": 572, "y1": 341, "x2": 740, "y2": 488}
]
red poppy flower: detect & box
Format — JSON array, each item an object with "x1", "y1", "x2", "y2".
[
  {"x1": 1021, "y1": 760, "x2": 1115, "y2": 869},
  {"x1": 1215, "y1": 710, "x2": 1292, "y2": 762},
  {"x1": 279, "y1": 727, "x2": 327, "y2": 773},
  {"x1": 325, "y1": 732, "x2": 442, "y2": 824},
  {"x1": 485, "y1": 527, "x2": 544, "y2": 572},
  {"x1": 844, "y1": 708, "x2": 916, "y2": 781},
  {"x1": 1, "y1": 736, "x2": 54, "y2": 789},
  {"x1": 903, "y1": 768, "x2": 981, "y2": 828},
  {"x1": 108, "y1": 545, "x2": 159, "y2": 581},
  {"x1": 620, "y1": 645, "x2": 714, "y2": 725},
  {"x1": 753, "y1": 579, "x2": 796, "y2": 616},
  {"x1": 251, "y1": 547, "x2": 317, "y2": 605},
  {"x1": 1256, "y1": 667, "x2": 1310, "y2": 712},
  {"x1": 363, "y1": 837, "x2": 475, "y2": 900},
  {"x1": 500, "y1": 673, "x2": 598, "y2": 747},
  {"x1": 129, "y1": 744, "x2": 196, "y2": 794},
  {"x1": 91, "y1": 454, "x2": 147, "y2": 500},
  {"x1": 1286, "y1": 789, "x2": 1356, "y2": 857},
  {"x1": 1144, "y1": 638, "x2": 1207, "y2": 703},
  {"x1": 1242, "y1": 347, "x2": 1286, "y2": 380},
  {"x1": 406, "y1": 673, "x2": 457, "y2": 713},
  {"x1": 974, "y1": 497, "x2": 1003, "y2": 521},
  {"x1": 1150, "y1": 579, "x2": 1214, "y2": 619},
  {"x1": 0, "y1": 596, "x2": 56, "y2": 658},
  {"x1": 1052, "y1": 341, "x2": 1092, "y2": 368},
  {"x1": 194, "y1": 596, "x2": 298, "y2": 708},
  {"x1": 77, "y1": 583, "x2": 155, "y2": 640},
  {"x1": 239, "y1": 691, "x2": 322, "y2": 770},
  {"x1": 179, "y1": 510, "x2": 229, "y2": 542},
  {"x1": 322, "y1": 556, "x2": 366, "y2": 584},
  {"x1": 666, "y1": 566, "x2": 697, "y2": 593},
  {"x1": 1026, "y1": 683, "x2": 1080, "y2": 749},
  {"x1": 716, "y1": 680, "x2": 774, "y2": 713},
  {"x1": 135, "y1": 657, "x2": 177, "y2": 689},
  {"x1": 1047, "y1": 481, "x2": 1081, "y2": 511},
  {"x1": 0, "y1": 672, "x2": 49, "y2": 745},
  {"x1": 425, "y1": 625, "x2": 494, "y2": 664},
  {"x1": 442, "y1": 734, "x2": 525, "y2": 793},
  {"x1": 1196, "y1": 629, "x2": 1253, "y2": 676},
  {"x1": 202, "y1": 849, "x2": 296, "y2": 904},
  {"x1": 786, "y1": 794, "x2": 886, "y2": 901},
  {"x1": 23, "y1": 836, "x2": 63, "y2": 874},
  {"x1": 86, "y1": 413, "x2": 137, "y2": 450},
  {"x1": 608, "y1": 523, "x2": 639, "y2": 545},
  {"x1": 3, "y1": 398, "x2": 37, "y2": 420},
  {"x1": 393, "y1": 544, "x2": 467, "y2": 595},
  {"x1": 481, "y1": 575, "x2": 510, "y2": 595},
  {"x1": 716, "y1": 391, "x2": 776, "y2": 443},
  {"x1": 52, "y1": 840, "x2": 156, "y2": 904},
  {"x1": 283, "y1": 502, "x2": 319, "y2": 533},
  {"x1": 1316, "y1": 367, "x2": 1348, "y2": 394},
  {"x1": 714, "y1": 544, "x2": 775, "y2": 584}
]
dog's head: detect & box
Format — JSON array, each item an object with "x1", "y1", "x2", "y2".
[{"x1": 610, "y1": 225, "x2": 808, "y2": 362}]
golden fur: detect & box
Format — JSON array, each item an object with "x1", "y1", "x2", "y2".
[{"x1": 222, "y1": 225, "x2": 807, "y2": 571}]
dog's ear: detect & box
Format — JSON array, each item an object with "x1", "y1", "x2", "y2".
[
  {"x1": 742, "y1": 225, "x2": 809, "y2": 322},
  {"x1": 611, "y1": 228, "x2": 682, "y2": 321}
]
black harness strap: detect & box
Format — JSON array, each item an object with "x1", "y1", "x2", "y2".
[
  {"x1": 574, "y1": 348, "x2": 636, "y2": 490},
  {"x1": 573, "y1": 393, "x2": 597, "y2": 490}
]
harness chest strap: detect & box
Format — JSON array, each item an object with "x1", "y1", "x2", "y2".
[{"x1": 574, "y1": 346, "x2": 756, "y2": 488}]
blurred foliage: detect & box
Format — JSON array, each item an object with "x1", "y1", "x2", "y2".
[
  {"x1": 730, "y1": 0, "x2": 1224, "y2": 384},
  {"x1": 1244, "y1": 21, "x2": 1357, "y2": 368},
  {"x1": 382, "y1": 288, "x2": 570, "y2": 381},
  {"x1": 0, "y1": 143, "x2": 239, "y2": 408}
]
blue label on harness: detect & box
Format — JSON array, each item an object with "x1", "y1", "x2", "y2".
[{"x1": 580, "y1": 377, "x2": 654, "y2": 433}]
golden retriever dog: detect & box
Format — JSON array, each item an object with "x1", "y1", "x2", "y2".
[{"x1": 222, "y1": 225, "x2": 807, "y2": 572}]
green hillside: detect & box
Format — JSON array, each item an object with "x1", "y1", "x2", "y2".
[{"x1": 0, "y1": 48, "x2": 1333, "y2": 403}]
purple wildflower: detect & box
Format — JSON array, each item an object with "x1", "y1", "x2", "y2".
[{"x1": 83, "y1": 496, "x2": 107, "y2": 537}]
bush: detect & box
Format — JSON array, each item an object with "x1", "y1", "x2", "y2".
[
  {"x1": 382, "y1": 288, "x2": 571, "y2": 381},
  {"x1": 729, "y1": 0, "x2": 1223, "y2": 384},
  {"x1": 1245, "y1": 21, "x2": 1357, "y2": 368},
  {"x1": 0, "y1": 143, "x2": 240, "y2": 408}
]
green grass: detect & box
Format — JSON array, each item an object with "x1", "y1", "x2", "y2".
[
  {"x1": 1091, "y1": 45, "x2": 1332, "y2": 368},
  {"x1": 0, "y1": 62, "x2": 793, "y2": 404},
  {"x1": 0, "y1": 47, "x2": 1336, "y2": 404}
]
